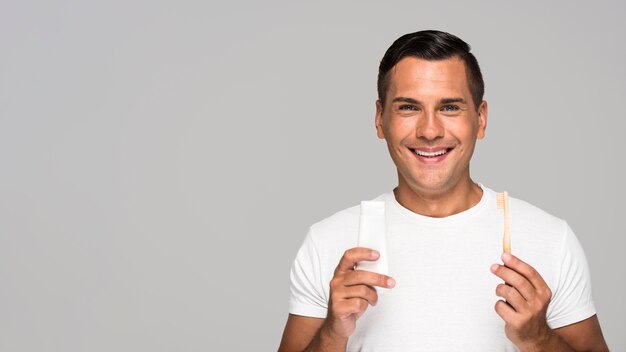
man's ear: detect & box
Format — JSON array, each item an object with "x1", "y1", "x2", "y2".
[
  {"x1": 375, "y1": 100, "x2": 385, "y2": 139},
  {"x1": 476, "y1": 100, "x2": 488, "y2": 140}
]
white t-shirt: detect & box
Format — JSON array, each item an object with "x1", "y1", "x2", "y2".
[{"x1": 288, "y1": 186, "x2": 596, "y2": 351}]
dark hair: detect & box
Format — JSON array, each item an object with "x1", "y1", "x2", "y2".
[{"x1": 377, "y1": 30, "x2": 484, "y2": 110}]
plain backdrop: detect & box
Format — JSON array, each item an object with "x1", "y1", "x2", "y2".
[{"x1": 1, "y1": 0, "x2": 625, "y2": 351}]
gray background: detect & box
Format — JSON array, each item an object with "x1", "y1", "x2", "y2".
[{"x1": 1, "y1": 0, "x2": 624, "y2": 351}]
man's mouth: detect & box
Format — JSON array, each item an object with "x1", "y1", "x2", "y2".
[{"x1": 411, "y1": 148, "x2": 453, "y2": 158}]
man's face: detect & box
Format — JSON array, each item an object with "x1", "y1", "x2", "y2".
[{"x1": 375, "y1": 56, "x2": 487, "y2": 197}]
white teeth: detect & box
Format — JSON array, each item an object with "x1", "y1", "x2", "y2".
[{"x1": 414, "y1": 149, "x2": 449, "y2": 157}]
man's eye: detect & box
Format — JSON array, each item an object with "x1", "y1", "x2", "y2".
[
  {"x1": 441, "y1": 105, "x2": 459, "y2": 112},
  {"x1": 399, "y1": 105, "x2": 418, "y2": 111}
]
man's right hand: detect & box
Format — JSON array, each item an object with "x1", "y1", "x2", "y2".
[
  {"x1": 278, "y1": 247, "x2": 396, "y2": 352},
  {"x1": 322, "y1": 247, "x2": 396, "y2": 341}
]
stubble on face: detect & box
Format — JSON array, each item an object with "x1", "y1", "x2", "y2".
[{"x1": 375, "y1": 56, "x2": 487, "y2": 217}]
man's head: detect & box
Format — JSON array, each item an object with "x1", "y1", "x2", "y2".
[
  {"x1": 377, "y1": 30, "x2": 484, "y2": 111},
  {"x1": 374, "y1": 30, "x2": 488, "y2": 205}
]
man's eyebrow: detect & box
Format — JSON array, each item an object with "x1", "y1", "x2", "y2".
[
  {"x1": 391, "y1": 97, "x2": 421, "y2": 104},
  {"x1": 440, "y1": 97, "x2": 467, "y2": 104}
]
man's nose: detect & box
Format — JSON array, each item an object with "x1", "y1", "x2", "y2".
[{"x1": 416, "y1": 111, "x2": 444, "y2": 140}]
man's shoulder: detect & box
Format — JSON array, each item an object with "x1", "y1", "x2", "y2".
[
  {"x1": 507, "y1": 192, "x2": 562, "y2": 219},
  {"x1": 505, "y1": 192, "x2": 568, "y2": 234}
]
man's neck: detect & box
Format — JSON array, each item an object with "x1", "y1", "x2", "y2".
[{"x1": 393, "y1": 178, "x2": 483, "y2": 218}]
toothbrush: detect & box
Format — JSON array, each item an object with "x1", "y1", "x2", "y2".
[{"x1": 496, "y1": 191, "x2": 511, "y2": 254}]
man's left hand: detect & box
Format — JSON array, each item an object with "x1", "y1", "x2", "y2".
[{"x1": 491, "y1": 253, "x2": 557, "y2": 350}]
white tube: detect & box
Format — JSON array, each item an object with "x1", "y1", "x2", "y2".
[{"x1": 355, "y1": 201, "x2": 389, "y2": 278}]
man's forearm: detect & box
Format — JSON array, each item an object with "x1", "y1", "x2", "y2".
[
  {"x1": 304, "y1": 324, "x2": 348, "y2": 352},
  {"x1": 519, "y1": 330, "x2": 575, "y2": 352}
]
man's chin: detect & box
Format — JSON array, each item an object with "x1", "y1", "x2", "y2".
[
  {"x1": 398, "y1": 173, "x2": 468, "y2": 198},
  {"x1": 400, "y1": 179, "x2": 453, "y2": 197}
]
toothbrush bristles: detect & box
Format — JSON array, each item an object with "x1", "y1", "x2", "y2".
[
  {"x1": 497, "y1": 191, "x2": 511, "y2": 254},
  {"x1": 496, "y1": 193, "x2": 505, "y2": 209}
]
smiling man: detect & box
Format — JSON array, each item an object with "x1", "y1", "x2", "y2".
[{"x1": 278, "y1": 30, "x2": 608, "y2": 351}]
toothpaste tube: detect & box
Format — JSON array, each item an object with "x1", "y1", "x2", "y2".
[{"x1": 355, "y1": 200, "x2": 389, "y2": 278}]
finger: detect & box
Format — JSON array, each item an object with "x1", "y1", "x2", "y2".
[
  {"x1": 494, "y1": 299, "x2": 517, "y2": 322},
  {"x1": 491, "y1": 263, "x2": 535, "y2": 301},
  {"x1": 501, "y1": 253, "x2": 550, "y2": 292},
  {"x1": 495, "y1": 283, "x2": 527, "y2": 312},
  {"x1": 332, "y1": 297, "x2": 370, "y2": 317},
  {"x1": 343, "y1": 269, "x2": 396, "y2": 289},
  {"x1": 341, "y1": 284, "x2": 379, "y2": 306},
  {"x1": 335, "y1": 247, "x2": 379, "y2": 274}
]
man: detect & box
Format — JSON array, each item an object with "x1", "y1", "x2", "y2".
[{"x1": 278, "y1": 30, "x2": 608, "y2": 351}]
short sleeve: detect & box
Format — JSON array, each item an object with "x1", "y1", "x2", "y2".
[
  {"x1": 288, "y1": 229, "x2": 329, "y2": 318},
  {"x1": 546, "y1": 224, "x2": 596, "y2": 328}
]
